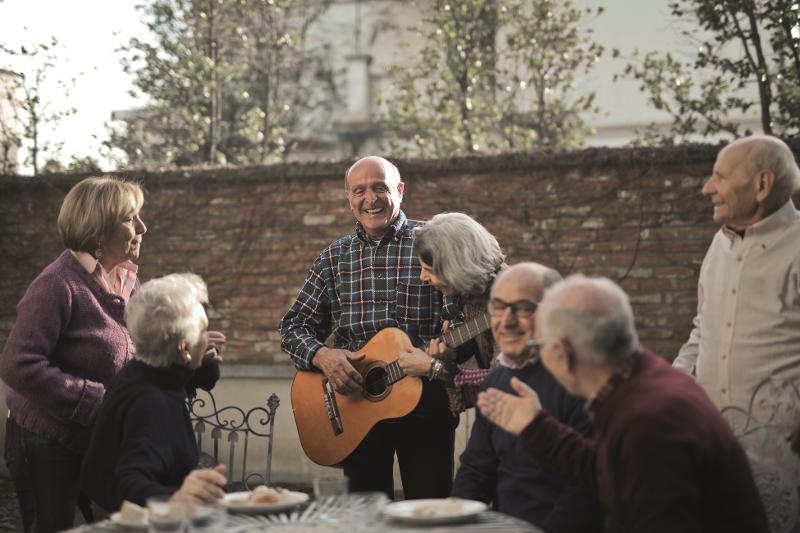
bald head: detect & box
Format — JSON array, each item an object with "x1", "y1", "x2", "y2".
[
  {"x1": 492, "y1": 262, "x2": 561, "y2": 301},
  {"x1": 722, "y1": 135, "x2": 800, "y2": 214},
  {"x1": 490, "y1": 262, "x2": 561, "y2": 362},
  {"x1": 539, "y1": 275, "x2": 639, "y2": 366},
  {"x1": 344, "y1": 156, "x2": 401, "y2": 191}
]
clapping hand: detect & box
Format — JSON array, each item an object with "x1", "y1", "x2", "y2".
[{"x1": 477, "y1": 377, "x2": 542, "y2": 436}]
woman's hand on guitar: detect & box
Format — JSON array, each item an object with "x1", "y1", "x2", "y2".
[
  {"x1": 427, "y1": 338, "x2": 456, "y2": 362},
  {"x1": 398, "y1": 348, "x2": 433, "y2": 377},
  {"x1": 313, "y1": 347, "x2": 365, "y2": 395}
]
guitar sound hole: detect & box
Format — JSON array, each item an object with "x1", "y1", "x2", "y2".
[{"x1": 364, "y1": 367, "x2": 388, "y2": 398}]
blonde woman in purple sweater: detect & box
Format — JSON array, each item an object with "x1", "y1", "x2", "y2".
[{"x1": 0, "y1": 176, "x2": 223, "y2": 533}]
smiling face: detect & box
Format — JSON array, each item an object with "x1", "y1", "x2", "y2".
[
  {"x1": 703, "y1": 142, "x2": 767, "y2": 230},
  {"x1": 419, "y1": 259, "x2": 450, "y2": 295},
  {"x1": 490, "y1": 269, "x2": 544, "y2": 365},
  {"x1": 100, "y1": 193, "x2": 147, "y2": 268},
  {"x1": 346, "y1": 157, "x2": 404, "y2": 240}
]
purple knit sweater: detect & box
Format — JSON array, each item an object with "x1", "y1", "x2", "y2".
[{"x1": 0, "y1": 250, "x2": 137, "y2": 452}]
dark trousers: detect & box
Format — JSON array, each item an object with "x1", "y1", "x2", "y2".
[
  {"x1": 4, "y1": 417, "x2": 92, "y2": 533},
  {"x1": 343, "y1": 409, "x2": 457, "y2": 500}
]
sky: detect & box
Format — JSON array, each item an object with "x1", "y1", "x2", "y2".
[
  {"x1": 0, "y1": 0, "x2": 147, "y2": 173},
  {"x1": 0, "y1": 0, "x2": 685, "y2": 175},
  {"x1": 0, "y1": 0, "x2": 757, "y2": 174}
]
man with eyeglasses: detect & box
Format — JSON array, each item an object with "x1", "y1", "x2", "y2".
[{"x1": 451, "y1": 263, "x2": 602, "y2": 532}]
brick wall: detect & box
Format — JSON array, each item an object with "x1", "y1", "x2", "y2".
[{"x1": 2, "y1": 144, "x2": 794, "y2": 363}]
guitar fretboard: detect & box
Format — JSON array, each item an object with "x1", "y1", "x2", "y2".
[
  {"x1": 383, "y1": 360, "x2": 406, "y2": 385},
  {"x1": 441, "y1": 312, "x2": 492, "y2": 349}
]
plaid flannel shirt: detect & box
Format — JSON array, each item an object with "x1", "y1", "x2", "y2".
[{"x1": 280, "y1": 211, "x2": 457, "y2": 370}]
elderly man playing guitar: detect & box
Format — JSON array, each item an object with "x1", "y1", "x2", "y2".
[{"x1": 280, "y1": 156, "x2": 456, "y2": 499}]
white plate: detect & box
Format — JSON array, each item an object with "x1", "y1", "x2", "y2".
[
  {"x1": 110, "y1": 511, "x2": 148, "y2": 530},
  {"x1": 222, "y1": 490, "x2": 310, "y2": 514},
  {"x1": 382, "y1": 498, "x2": 487, "y2": 525}
]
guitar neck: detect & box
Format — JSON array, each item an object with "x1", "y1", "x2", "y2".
[
  {"x1": 383, "y1": 360, "x2": 409, "y2": 385},
  {"x1": 441, "y1": 312, "x2": 492, "y2": 349}
]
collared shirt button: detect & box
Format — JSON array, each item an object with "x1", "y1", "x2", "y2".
[
  {"x1": 721, "y1": 388, "x2": 727, "y2": 394},
  {"x1": 721, "y1": 354, "x2": 727, "y2": 360},
  {"x1": 732, "y1": 288, "x2": 737, "y2": 294},
  {"x1": 726, "y1": 321, "x2": 732, "y2": 327},
  {"x1": 737, "y1": 256, "x2": 743, "y2": 262}
]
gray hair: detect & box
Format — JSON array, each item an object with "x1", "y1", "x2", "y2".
[
  {"x1": 126, "y1": 273, "x2": 208, "y2": 368},
  {"x1": 413, "y1": 212, "x2": 505, "y2": 298},
  {"x1": 344, "y1": 156, "x2": 401, "y2": 190},
  {"x1": 539, "y1": 275, "x2": 639, "y2": 366},
  {"x1": 734, "y1": 135, "x2": 800, "y2": 213}
]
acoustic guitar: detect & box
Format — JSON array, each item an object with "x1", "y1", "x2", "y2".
[{"x1": 291, "y1": 313, "x2": 491, "y2": 466}]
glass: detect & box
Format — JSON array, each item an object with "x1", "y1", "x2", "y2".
[
  {"x1": 147, "y1": 495, "x2": 186, "y2": 532},
  {"x1": 313, "y1": 475, "x2": 349, "y2": 498},
  {"x1": 186, "y1": 502, "x2": 225, "y2": 533},
  {"x1": 347, "y1": 491, "x2": 390, "y2": 524},
  {"x1": 488, "y1": 298, "x2": 538, "y2": 318}
]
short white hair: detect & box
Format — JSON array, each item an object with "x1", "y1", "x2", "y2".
[
  {"x1": 539, "y1": 275, "x2": 639, "y2": 365},
  {"x1": 728, "y1": 135, "x2": 800, "y2": 213},
  {"x1": 126, "y1": 273, "x2": 208, "y2": 368}
]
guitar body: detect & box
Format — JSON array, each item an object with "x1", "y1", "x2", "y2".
[{"x1": 291, "y1": 328, "x2": 422, "y2": 466}]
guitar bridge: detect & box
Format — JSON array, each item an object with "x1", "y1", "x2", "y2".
[{"x1": 323, "y1": 379, "x2": 344, "y2": 436}]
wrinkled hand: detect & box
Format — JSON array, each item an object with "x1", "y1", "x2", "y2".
[
  {"x1": 313, "y1": 347, "x2": 365, "y2": 395},
  {"x1": 428, "y1": 320, "x2": 455, "y2": 361},
  {"x1": 477, "y1": 377, "x2": 542, "y2": 436},
  {"x1": 398, "y1": 348, "x2": 433, "y2": 377},
  {"x1": 204, "y1": 331, "x2": 226, "y2": 363},
  {"x1": 172, "y1": 464, "x2": 227, "y2": 504},
  {"x1": 427, "y1": 338, "x2": 456, "y2": 362}
]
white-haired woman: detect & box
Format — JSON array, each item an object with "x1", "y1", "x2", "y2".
[
  {"x1": 398, "y1": 212, "x2": 505, "y2": 413},
  {"x1": 80, "y1": 273, "x2": 227, "y2": 512}
]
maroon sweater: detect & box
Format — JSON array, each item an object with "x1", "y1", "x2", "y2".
[
  {"x1": 521, "y1": 349, "x2": 768, "y2": 533},
  {"x1": 0, "y1": 250, "x2": 137, "y2": 452}
]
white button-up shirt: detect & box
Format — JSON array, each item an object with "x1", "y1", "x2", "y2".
[{"x1": 674, "y1": 199, "x2": 800, "y2": 411}]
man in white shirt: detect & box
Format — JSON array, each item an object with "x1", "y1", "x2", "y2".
[{"x1": 673, "y1": 135, "x2": 800, "y2": 412}]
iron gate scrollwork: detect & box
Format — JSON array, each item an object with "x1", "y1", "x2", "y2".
[
  {"x1": 187, "y1": 389, "x2": 280, "y2": 491},
  {"x1": 721, "y1": 360, "x2": 800, "y2": 533}
]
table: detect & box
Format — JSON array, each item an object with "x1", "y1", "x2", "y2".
[{"x1": 64, "y1": 496, "x2": 542, "y2": 533}]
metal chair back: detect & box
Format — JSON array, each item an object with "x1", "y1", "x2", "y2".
[
  {"x1": 187, "y1": 389, "x2": 280, "y2": 491},
  {"x1": 721, "y1": 360, "x2": 800, "y2": 533}
]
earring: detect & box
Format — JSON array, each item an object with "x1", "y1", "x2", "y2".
[{"x1": 94, "y1": 248, "x2": 103, "y2": 260}]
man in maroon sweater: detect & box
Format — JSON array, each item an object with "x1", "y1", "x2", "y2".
[{"x1": 477, "y1": 275, "x2": 768, "y2": 533}]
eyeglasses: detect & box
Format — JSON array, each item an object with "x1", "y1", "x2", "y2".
[{"x1": 488, "y1": 298, "x2": 538, "y2": 318}]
